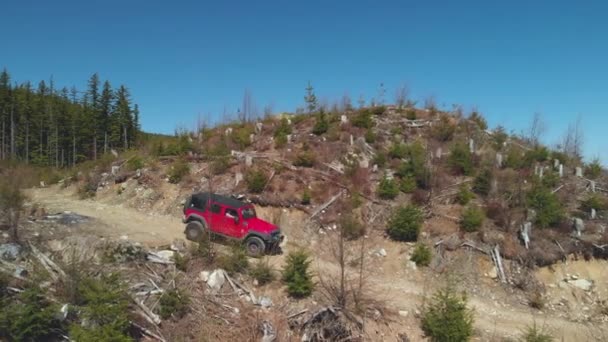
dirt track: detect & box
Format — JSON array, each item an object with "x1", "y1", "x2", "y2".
[{"x1": 28, "y1": 186, "x2": 605, "y2": 341}]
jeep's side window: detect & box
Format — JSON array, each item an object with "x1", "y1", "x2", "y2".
[
  {"x1": 210, "y1": 203, "x2": 221, "y2": 213},
  {"x1": 225, "y1": 208, "x2": 238, "y2": 219}
]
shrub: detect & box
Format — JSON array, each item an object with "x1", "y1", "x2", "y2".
[
  {"x1": 364, "y1": 129, "x2": 376, "y2": 143},
  {"x1": 274, "y1": 132, "x2": 288, "y2": 148},
  {"x1": 448, "y1": 142, "x2": 474, "y2": 175},
  {"x1": 126, "y1": 156, "x2": 145, "y2": 171},
  {"x1": 274, "y1": 117, "x2": 292, "y2": 137},
  {"x1": 372, "y1": 105, "x2": 386, "y2": 115},
  {"x1": 159, "y1": 289, "x2": 190, "y2": 319},
  {"x1": 378, "y1": 175, "x2": 399, "y2": 200},
  {"x1": 210, "y1": 156, "x2": 231, "y2": 175},
  {"x1": 293, "y1": 151, "x2": 316, "y2": 167},
  {"x1": 412, "y1": 189, "x2": 429, "y2": 206},
  {"x1": 231, "y1": 126, "x2": 254, "y2": 149},
  {"x1": 173, "y1": 252, "x2": 189, "y2": 272},
  {"x1": 585, "y1": 158, "x2": 603, "y2": 179},
  {"x1": 492, "y1": 126, "x2": 508, "y2": 150},
  {"x1": 340, "y1": 214, "x2": 365, "y2": 240},
  {"x1": 460, "y1": 206, "x2": 484, "y2": 232},
  {"x1": 168, "y1": 159, "x2": 190, "y2": 183},
  {"x1": 282, "y1": 250, "x2": 314, "y2": 298},
  {"x1": 468, "y1": 111, "x2": 487, "y2": 130},
  {"x1": 69, "y1": 274, "x2": 132, "y2": 341},
  {"x1": 431, "y1": 115, "x2": 456, "y2": 142},
  {"x1": 312, "y1": 111, "x2": 329, "y2": 135},
  {"x1": 352, "y1": 109, "x2": 373, "y2": 128},
  {"x1": 250, "y1": 259, "x2": 276, "y2": 286},
  {"x1": 246, "y1": 169, "x2": 268, "y2": 193},
  {"x1": 373, "y1": 152, "x2": 387, "y2": 168},
  {"x1": 400, "y1": 176, "x2": 417, "y2": 193},
  {"x1": 405, "y1": 108, "x2": 417, "y2": 120},
  {"x1": 472, "y1": 169, "x2": 492, "y2": 196},
  {"x1": 581, "y1": 194, "x2": 607, "y2": 211},
  {"x1": 524, "y1": 146, "x2": 550, "y2": 164},
  {"x1": 520, "y1": 323, "x2": 553, "y2": 342},
  {"x1": 527, "y1": 290, "x2": 545, "y2": 310},
  {"x1": 388, "y1": 142, "x2": 408, "y2": 159},
  {"x1": 301, "y1": 189, "x2": 311, "y2": 205},
  {"x1": 541, "y1": 170, "x2": 559, "y2": 188},
  {"x1": 527, "y1": 185, "x2": 562, "y2": 228},
  {"x1": 505, "y1": 147, "x2": 525, "y2": 169},
  {"x1": 387, "y1": 205, "x2": 423, "y2": 242},
  {"x1": 456, "y1": 184, "x2": 474, "y2": 205},
  {"x1": 218, "y1": 246, "x2": 250, "y2": 275},
  {"x1": 0, "y1": 287, "x2": 62, "y2": 341},
  {"x1": 395, "y1": 142, "x2": 430, "y2": 189},
  {"x1": 421, "y1": 286, "x2": 474, "y2": 342},
  {"x1": 77, "y1": 174, "x2": 99, "y2": 199},
  {"x1": 411, "y1": 243, "x2": 432, "y2": 267}
]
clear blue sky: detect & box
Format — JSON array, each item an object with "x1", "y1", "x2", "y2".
[{"x1": 2, "y1": 1, "x2": 607, "y2": 163}]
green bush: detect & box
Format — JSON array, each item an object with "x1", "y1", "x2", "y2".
[
  {"x1": 69, "y1": 274, "x2": 132, "y2": 341},
  {"x1": 250, "y1": 259, "x2": 276, "y2": 286},
  {"x1": 352, "y1": 109, "x2": 373, "y2": 128},
  {"x1": 431, "y1": 115, "x2": 456, "y2": 142},
  {"x1": 246, "y1": 169, "x2": 268, "y2": 193},
  {"x1": 210, "y1": 156, "x2": 231, "y2": 175},
  {"x1": 387, "y1": 205, "x2": 423, "y2": 242},
  {"x1": 126, "y1": 156, "x2": 145, "y2": 171},
  {"x1": 373, "y1": 151, "x2": 387, "y2": 168},
  {"x1": 421, "y1": 286, "x2": 474, "y2": 342},
  {"x1": 468, "y1": 111, "x2": 487, "y2": 130},
  {"x1": 231, "y1": 126, "x2": 254, "y2": 149},
  {"x1": 460, "y1": 206, "x2": 484, "y2": 232},
  {"x1": 0, "y1": 287, "x2": 62, "y2": 341},
  {"x1": 581, "y1": 194, "x2": 607, "y2": 211},
  {"x1": 301, "y1": 189, "x2": 311, "y2": 205},
  {"x1": 274, "y1": 132, "x2": 288, "y2": 148},
  {"x1": 456, "y1": 184, "x2": 474, "y2": 205},
  {"x1": 77, "y1": 174, "x2": 98, "y2": 199},
  {"x1": 372, "y1": 105, "x2": 386, "y2": 115},
  {"x1": 364, "y1": 129, "x2": 376, "y2": 143},
  {"x1": 168, "y1": 159, "x2": 190, "y2": 183},
  {"x1": 449, "y1": 142, "x2": 474, "y2": 175},
  {"x1": 159, "y1": 289, "x2": 190, "y2": 319},
  {"x1": 472, "y1": 169, "x2": 492, "y2": 196},
  {"x1": 274, "y1": 117, "x2": 292, "y2": 137},
  {"x1": 406, "y1": 108, "x2": 417, "y2": 120},
  {"x1": 173, "y1": 252, "x2": 189, "y2": 272},
  {"x1": 293, "y1": 151, "x2": 316, "y2": 167},
  {"x1": 541, "y1": 170, "x2": 559, "y2": 189},
  {"x1": 400, "y1": 176, "x2": 417, "y2": 193},
  {"x1": 388, "y1": 142, "x2": 408, "y2": 159},
  {"x1": 411, "y1": 243, "x2": 432, "y2": 267},
  {"x1": 340, "y1": 214, "x2": 365, "y2": 240},
  {"x1": 585, "y1": 158, "x2": 603, "y2": 179},
  {"x1": 492, "y1": 126, "x2": 508, "y2": 150},
  {"x1": 218, "y1": 246, "x2": 250, "y2": 275},
  {"x1": 282, "y1": 250, "x2": 314, "y2": 298},
  {"x1": 312, "y1": 111, "x2": 329, "y2": 135},
  {"x1": 505, "y1": 147, "x2": 525, "y2": 169},
  {"x1": 524, "y1": 146, "x2": 550, "y2": 164},
  {"x1": 527, "y1": 185, "x2": 562, "y2": 228},
  {"x1": 378, "y1": 175, "x2": 399, "y2": 200},
  {"x1": 520, "y1": 323, "x2": 553, "y2": 342},
  {"x1": 395, "y1": 142, "x2": 429, "y2": 189}
]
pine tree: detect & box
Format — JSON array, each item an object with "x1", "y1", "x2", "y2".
[{"x1": 304, "y1": 81, "x2": 317, "y2": 114}]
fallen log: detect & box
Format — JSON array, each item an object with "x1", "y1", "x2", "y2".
[
  {"x1": 309, "y1": 191, "x2": 343, "y2": 220},
  {"x1": 131, "y1": 321, "x2": 167, "y2": 342},
  {"x1": 132, "y1": 296, "x2": 161, "y2": 325}
]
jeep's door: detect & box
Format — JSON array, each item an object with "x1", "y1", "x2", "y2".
[
  {"x1": 208, "y1": 202, "x2": 223, "y2": 233},
  {"x1": 222, "y1": 207, "x2": 241, "y2": 238}
]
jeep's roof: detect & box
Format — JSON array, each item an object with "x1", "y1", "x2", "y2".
[{"x1": 191, "y1": 192, "x2": 248, "y2": 209}]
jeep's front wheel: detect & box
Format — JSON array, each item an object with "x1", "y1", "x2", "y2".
[
  {"x1": 245, "y1": 236, "x2": 265, "y2": 257},
  {"x1": 185, "y1": 221, "x2": 205, "y2": 242}
]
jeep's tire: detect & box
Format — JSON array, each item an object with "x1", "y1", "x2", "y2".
[
  {"x1": 185, "y1": 221, "x2": 205, "y2": 242},
  {"x1": 245, "y1": 236, "x2": 265, "y2": 257}
]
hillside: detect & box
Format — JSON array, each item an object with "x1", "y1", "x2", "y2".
[{"x1": 1, "y1": 102, "x2": 608, "y2": 341}]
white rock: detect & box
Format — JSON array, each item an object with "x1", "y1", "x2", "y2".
[
  {"x1": 376, "y1": 248, "x2": 387, "y2": 257},
  {"x1": 407, "y1": 261, "x2": 418, "y2": 271},
  {"x1": 569, "y1": 279, "x2": 593, "y2": 291},
  {"x1": 340, "y1": 115, "x2": 348, "y2": 124},
  {"x1": 200, "y1": 271, "x2": 210, "y2": 282},
  {"x1": 207, "y1": 269, "x2": 226, "y2": 292},
  {"x1": 259, "y1": 296, "x2": 273, "y2": 308},
  {"x1": 488, "y1": 266, "x2": 498, "y2": 279},
  {"x1": 398, "y1": 310, "x2": 409, "y2": 317}
]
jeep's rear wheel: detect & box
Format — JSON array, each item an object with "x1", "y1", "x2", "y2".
[
  {"x1": 245, "y1": 236, "x2": 265, "y2": 257},
  {"x1": 185, "y1": 221, "x2": 205, "y2": 242}
]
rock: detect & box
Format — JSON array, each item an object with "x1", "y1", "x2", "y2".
[
  {"x1": 375, "y1": 248, "x2": 387, "y2": 257},
  {"x1": 245, "y1": 155, "x2": 253, "y2": 167},
  {"x1": 255, "y1": 122, "x2": 263, "y2": 134},
  {"x1": 58, "y1": 304, "x2": 69, "y2": 321},
  {"x1": 14, "y1": 266, "x2": 28, "y2": 278},
  {"x1": 120, "y1": 235, "x2": 129, "y2": 240},
  {"x1": 340, "y1": 115, "x2": 348, "y2": 124},
  {"x1": 200, "y1": 271, "x2": 210, "y2": 282},
  {"x1": 111, "y1": 165, "x2": 120, "y2": 176},
  {"x1": 399, "y1": 310, "x2": 409, "y2": 317},
  {"x1": 170, "y1": 239, "x2": 187, "y2": 252},
  {"x1": 207, "y1": 269, "x2": 226, "y2": 292},
  {"x1": 225, "y1": 127, "x2": 233, "y2": 136},
  {"x1": 152, "y1": 250, "x2": 174, "y2": 261},
  {"x1": 372, "y1": 164, "x2": 378, "y2": 173},
  {"x1": 258, "y1": 296, "x2": 273, "y2": 308},
  {"x1": 569, "y1": 279, "x2": 593, "y2": 291},
  {"x1": 40, "y1": 181, "x2": 46, "y2": 188},
  {"x1": 407, "y1": 261, "x2": 417, "y2": 271},
  {"x1": 0, "y1": 243, "x2": 22, "y2": 261},
  {"x1": 487, "y1": 266, "x2": 498, "y2": 279},
  {"x1": 573, "y1": 218, "x2": 585, "y2": 236},
  {"x1": 235, "y1": 172, "x2": 243, "y2": 186}
]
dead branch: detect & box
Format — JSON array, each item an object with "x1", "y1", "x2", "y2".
[
  {"x1": 460, "y1": 241, "x2": 488, "y2": 254},
  {"x1": 132, "y1": 296, "x2": 162, "y2": 325},
  {"x1": 29, "y1": 243, "x2": 66, "y2": 281},
  {"x1": 552, "y1": 185, "x2": 565, "y2": 194},
  {"x1": 131, "y1": 321, "x2": 167, "y2": 342},
  {"x1": 309, "y1": 191, "x2": 343, "y2": 220}
]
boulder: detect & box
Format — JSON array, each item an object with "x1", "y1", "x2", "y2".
[
  {"x1": 0, "y1": 243, "x2": 22, "y2": 261},
  {"x1": 207, "y1": 269, "x2": 226, "y2": 292},
  {"x1": 200, "y1": 271, "x2": 210, "y2": 282},
  {"x1": 569, "y1": 279, "x2": 593, "y2": 291},
  {"x1": 258, "y1": 296, "x2": 273, "y2": 308}
]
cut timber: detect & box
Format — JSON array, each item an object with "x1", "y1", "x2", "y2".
[
  {"x1": 309, "y1": 192, "x2": 343, "y2": 220},
  {"x1": 131, "y1": 321, "x2": 167, "y2": 342},
  {"x1": 29, "y1": 243, "x2": 66, "y2": 280},
  {"x1": 460, "y1": 241, "x2": 488, "y2": 255},
  {"x1": 552, "y1": 185, "x2": 564, "y2": 194},
  {"x1": 132, "y1": 296, "x2": 161, "y2": 325},
  {"x1": 491, "y1": 245, "x2": 507, "y2": 283}
]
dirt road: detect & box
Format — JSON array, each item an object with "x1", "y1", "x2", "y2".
[{"x1": 28, "y1": 186, "x2": 604, "y2": 341}]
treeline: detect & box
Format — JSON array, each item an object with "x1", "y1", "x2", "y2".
[{"x1": 0, "y1": 68, "x2": 140, "y2": 167}]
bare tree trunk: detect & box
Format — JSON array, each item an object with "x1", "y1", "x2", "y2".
[
  {"x1": 72, "y1": 135, "x2": 76, "y2": 167},
  {"x1": 25, "y1": 120, "x2": 29, "y2": 164},
  {"x1": 9, "y1": 209, "x2": 20, "y2": 242},
  {"x1": 123, "y1": 125, "x2": 128, "y2": 150},
  {"x1": 93, "y1": 136, "x2": 97, "y2": 160},
  {"x1": 1, "y1": 114, "x2": 5, "y2": 160},
  {"x1": 55, "y1": 125, "x2": 59, "y2": 168},
  {"x1": 61, "y1": 148, "x2": 64, "y2": 168},
  {"x1": 10, "y1": 103, "x2": 15, "y2": 158},
  {"x1": 104, "y1": 131, "x2": 108, "y2": 155}
]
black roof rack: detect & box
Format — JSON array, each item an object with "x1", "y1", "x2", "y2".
[{"x1": 191, "y1": 192, "x2": 247, "y2": 209}]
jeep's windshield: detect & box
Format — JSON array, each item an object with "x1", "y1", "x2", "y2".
[{"x1": 242, "y1": 207, "x2": 256, "y2": 219}]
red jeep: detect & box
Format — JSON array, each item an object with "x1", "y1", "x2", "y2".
[{"x1": 183, "y1": 192, "x2": 283, "y2": 257}]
